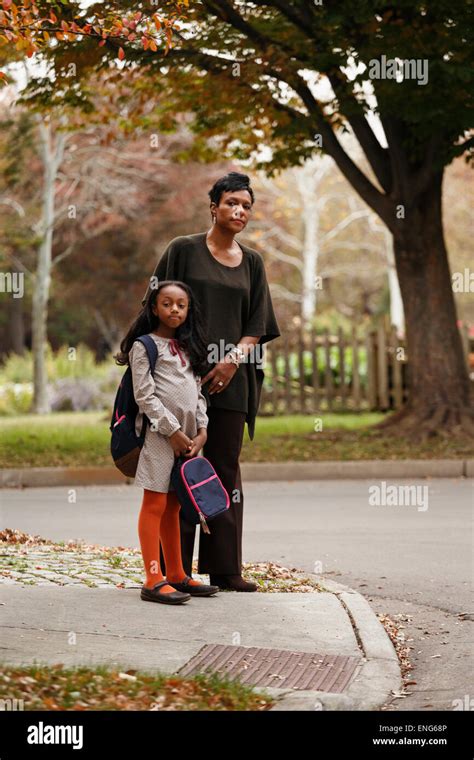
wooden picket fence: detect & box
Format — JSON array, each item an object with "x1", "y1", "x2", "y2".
[{"x1": 258, "y1": 322, "x2": 471, "y2": 415}]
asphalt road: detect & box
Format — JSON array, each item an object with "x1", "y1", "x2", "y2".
[{"x1": 2, "y1": 477, "x2": 472, "y2": 711}]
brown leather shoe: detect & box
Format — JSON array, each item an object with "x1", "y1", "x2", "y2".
[
  {"x1": 140, "y1": 580, "x2": 191, "y2": 605},
  {"x1": 168, "y1": 575, "x2": 219, "y2": 597},
  {"x1": 209, "y1": 574, "x2": 257, "y2": 592}
]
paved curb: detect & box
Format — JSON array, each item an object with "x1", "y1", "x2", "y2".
[
  {"x1": 1, "y1": 459, "x2": 472, "y2": 488},
  {"x1": 0, "y1": 564, "x2": 401, "y2": 711},
  {"x1": 0, "y1": 466, "x2": 126, "y2": 488},
  {"x1": 265, "y1": 575, "x2": 402, "y2": 711}
]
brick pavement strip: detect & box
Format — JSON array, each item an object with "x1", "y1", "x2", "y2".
[
  {"x1": 0, "y1": 529, "x2": 326, "y2": 592},
  {"x1": 0, "y1": 550, "x2": 326, "y2": 592},
  {"x1": 0, "y1": 545, "x2": 146, "y2": 588}
]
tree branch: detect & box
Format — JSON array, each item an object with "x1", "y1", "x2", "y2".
[
  {"x1": 320, "y1": 209, "x2": 372, "y2": 244},
  {"x1": 200, "y1": 0, "x2": 310, "y2": 63},
  {"x1": 269, "y1": 283, "x2": 303, "y2": 302},
  {"x1": 251, "y1": 224, "x2": 302, "y2": 251},
  {"x1": 327, "y1": 72, "x2": 392, "y2": 193},
  {"x1": 249, "y1": 0, "x2": 316, "y2": 39},
  {"x1": 260, "y1": 240, "x2": 303, "y2": 270}
]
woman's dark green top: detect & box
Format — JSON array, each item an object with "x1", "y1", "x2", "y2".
[{"x1": 142, "y1": 232, "x2": 281, "y2": 440}]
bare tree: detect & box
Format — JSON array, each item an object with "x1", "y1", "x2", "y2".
[
  {"x1": 247, "y1": 156, "x2": 405, "y2": 331},
  {"x1": 31, "y1": 117, "x2": 69, "y2": 412}
]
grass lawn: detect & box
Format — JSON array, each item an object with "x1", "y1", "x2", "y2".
[
  {"x1": 0, "y1": 411, "x2": 472, "y2": 469},
  {"x1": 0, "y1": 663, "x2": 273, "y2": 711}
]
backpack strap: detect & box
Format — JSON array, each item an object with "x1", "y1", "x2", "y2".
[
  {"x1": 136, "y1": 334, "x2": 159, "y2": 437},
  {"x1": 136, "y1": 334, "x2": 158, "y2": 374}
]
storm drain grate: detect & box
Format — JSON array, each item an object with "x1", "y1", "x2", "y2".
[{"x1": 178, "y1": 644, "x2": 361, "y2": 692}]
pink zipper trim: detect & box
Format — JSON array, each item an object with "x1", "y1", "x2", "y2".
[
  {"x1": 113, "y1": 413, "x2": 126, "y2": 427},
  {"x1": 189, "y1": 474, "x2": 217, "y2": 490},
  {"x1": 179, "y1": 457, "x2": 230, "y2": 515}
]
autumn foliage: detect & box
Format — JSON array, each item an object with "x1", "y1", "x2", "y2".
[{"x1": 0, "y1": 0, "x2": 188, "y2": 77}]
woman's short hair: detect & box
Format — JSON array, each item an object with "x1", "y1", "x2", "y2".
[{"x1": 208, "y1": 171, "x2": 255, "y2": 207}]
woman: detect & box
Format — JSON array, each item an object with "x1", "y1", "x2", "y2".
[{"x1": 141, "y1": 171, "x2": 281, "y2": 591}]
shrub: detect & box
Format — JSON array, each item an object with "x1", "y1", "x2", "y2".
[
  {"x1": 49, "y1": 378, "x2": 108, "y2": 412},
  {"x1": 0, "y1": 383, "x2": 33, "y2": 415},
  {"x1": 0, "y1": 343, "x2": 111, "y2": 384}
]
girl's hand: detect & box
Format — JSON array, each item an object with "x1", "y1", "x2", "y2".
[
  {"x1": 183, "y1": 430, "x2": 207, "y2": 458},
  {"x1": 201, "y1": 361, "x2": 238, "y2": 394},
  {"x1": 168, "y1": 429, "x2": 193, "y2": 457}
]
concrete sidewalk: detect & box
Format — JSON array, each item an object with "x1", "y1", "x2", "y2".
[{"x1": 0, "y1": 574, "x2": 401, "y2": 711}]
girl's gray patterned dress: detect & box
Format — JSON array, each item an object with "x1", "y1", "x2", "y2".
[{"x1": 129, "y1": 334, "x2": 209, "y2": 492}]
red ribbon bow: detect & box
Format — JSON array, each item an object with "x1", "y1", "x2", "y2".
[{"x1": 169, "y1": 338, "x2": 186, "y2": 367}]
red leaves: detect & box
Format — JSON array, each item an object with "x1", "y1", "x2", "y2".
[{"x1": 0, "y1": 2, "x2": 184, "y2": 61}]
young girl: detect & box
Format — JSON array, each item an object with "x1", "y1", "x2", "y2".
[{"x1": 115, "y1": 280, "x2": 220, "y2": 605}]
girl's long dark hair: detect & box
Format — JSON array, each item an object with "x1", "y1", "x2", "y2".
[{"x1": 114, "y1": 280, "x2": 210, "y2": 377}]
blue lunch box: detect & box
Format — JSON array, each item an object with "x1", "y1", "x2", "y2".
[{"x1": 170, "y1": 455, "x2": 230, "y2": 534}]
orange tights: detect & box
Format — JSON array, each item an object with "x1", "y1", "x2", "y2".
[{"x1": 138, "y1": 489, "x2": 201, "y2": 594}]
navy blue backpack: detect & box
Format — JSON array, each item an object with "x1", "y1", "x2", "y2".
[
  {"x1": 171, "y1": 455, "x2": 230, "y2": 534},
  {"x1": 110, "y1": 335, "x2": 158, "y2": 478}
]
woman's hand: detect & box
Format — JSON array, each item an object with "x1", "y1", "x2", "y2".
[
  {"x1": 168, "y1": 429, "x2": 194, "y2": 457},
  {"x1": 183, "y1": 429, "x2": 207, "y2": 458},
  {"x1": 201, "y1": 360, "x2": 238, "y2": 394}
]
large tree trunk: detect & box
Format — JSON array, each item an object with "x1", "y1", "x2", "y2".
[
  {"x1": 32, "y1": 121, "x2": 67, "y2": 414},
  {"x1": 32, "y1": 121, "x2": 55, "y2": 414},
  {"x1": 32, "y1": 220, "x2": 53, "y2": 414},
  {"x1": 8, "y1": 278, "x2": 25, "y2": 355},
  {"x1": 378, "y1": 171, "x2": 473, "y2": 437}
]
